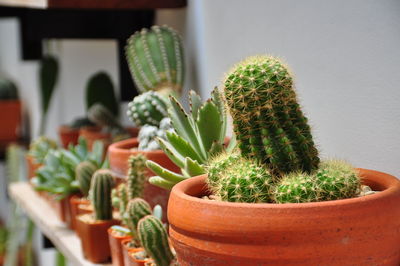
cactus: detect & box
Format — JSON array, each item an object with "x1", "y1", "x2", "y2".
[
  {"x1": 138, "y1": 215, "x2": 174, "y2": 266},
  {"x1": 87, "y1": 103, "x2": 124, "y2": 133},
  {"x1": 90, "y1": 169, "x2": 115, "y2": 220},
  {"x1": 126, "y1": 198, "x2": 152, "y2": 240},
  {"x1": 127, "y1": 91, "x2": 168, "y2": 127},
  {"x1": 273, "y1": 172, "x2": 318, "y2": 203},
  {"x1": 223, "y1": 55, "x2": 319, "y2": 175},
  {"x1": 69, "y1": 117, "x2": 94, "y2": 129},
  {"x1": 138, "y1": 118, "x2": 173, "y2": 151},
  {"x1": 86, "y1": 71, "x2": 119, "y2": 117},
  {"x1": 125, "y1": 25, "x2": 184, "y2": 96},
  {"x1": 207, "y1": 153, "x2": 274, "y2": 203},
  {"x1": 0, "y1": 78, "x2": 18, "y2": 100},
  {"x1": 28, "y1": 136, "x2": 58, "y2": 164},
  {"x1": 76, "y1": 161, "x2": 98, "y2": 197},
  {"x1": 127, "y1": 154, "x2": 148, "y2": 199},
  {"x1": 112, "y1": 183, "x2": 129, "y2": 214}
]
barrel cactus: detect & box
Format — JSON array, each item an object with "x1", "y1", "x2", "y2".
[
  {"x1": 90, "y1": 169, "x2": 115, "y2": 220},
  {"x1": 273, "y1": 172, "x2": 318, "y2": 203},
  {"x1": 223, "y1": 56, "x2": 319, "y2": 175},
  {"x1": 126, "y1": 198, "x2": 152, "y2": 240},
  {"x1": 0, "y1": 78, "x2": 18, "y2": 100},
  {"x1": 138, "y1": 215, "x2": 174, "y2": 266},
  {"x1": 127, "y1": 91, "x2": 168, "y2": 127},
  {"x1": 76, "y1": 161, "x2": 98, "y2": 197},
  {"x1": 125, "y1": 25, "x2": 184, "y2": 96}
]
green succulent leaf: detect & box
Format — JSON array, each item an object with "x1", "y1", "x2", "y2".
[
  {"x1": 184, "y1": 157, "x2": 205, "y2": 177},
  {"x1": 197, "y1": 100, "x2": 223, "y2": 153},
  {"x1": 149, "y1": 176, "x2": 175, "y2": 190},
  {"x1": 146, "y1": 160, "x2": 186, "y2": 183},
  {"x1": 165, "y1": 131, "x2": 205, "y2": 164},
  {"x1": 157, "y1": 138, "x2": 185, "y2": 169},
  {"x1": 189, "y1": 90, "x2": 202, "y2": 120},
  {"x1": 208, "y1": 141, "x2": 224, "y2": 157},
  {"x1": 211, "y1": 87, "x2": 227, "y2": 140}
]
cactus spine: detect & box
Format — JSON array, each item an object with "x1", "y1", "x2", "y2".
[
  {"x1": 223, "y1": 56, "x2": 319, "y2": 175},
  {"x1": 91, "y1": 169, "x2": 114, "y2": 220},
  {"x1": 126, "y1": 198, "x2": 152, "y2": 240},
  {"x1": 127, "y1": 154, "x2": 147, "y2": 199},
  {"x1": 127, "y1": 91, "x2": 168, "y2": 127},
  {"x1": 76, "y1": 161, "x2": 98, "y2": 197},
  {"x1": 138, "y1": 215, "x2": 174, "y2": 266},
  {"x1": 125, "y1": 25, "x2": 184, "y2": 95}
]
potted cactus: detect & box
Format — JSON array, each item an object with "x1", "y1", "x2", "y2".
[
  {"x1": 0, "y1": 78, "x2": 21, "y2": 143},
  {"x1": 76, "y1": 169, "x2": 118, "y2": 263},
  {"x1": 167, "y1": 56, "x2": 400, "y2": 265}
]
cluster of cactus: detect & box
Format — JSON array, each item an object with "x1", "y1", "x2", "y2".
[
  {"x1": 127, "y1": 91, "x2": 168, "y2": 127},
  {"x1": 0, "y1": 78, "x2": 18, "y2": 100},
  {"x1": 146, "y1": 88, "x2": 235, "y2": 190},
  {"x1": 125, "y1": 25, "x2": 184, "y2": 96},
  {"x1": 87, "y1": 103, "x2": 124, "y2": 132},
  {"x1": 76, "y1": 161, "x2": 98, "y2": 197},
  {"x1": 138, "y1": 117, "x2": 173, "y2": 151},
  {"x1": 206, "y1": 56, "x2": 362, "y2": 204},
  {"x1": 90, "y1": 169, "x2": 115, "y2": 220}
]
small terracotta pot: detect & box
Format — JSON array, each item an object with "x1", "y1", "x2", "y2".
[
  {"x1": 58, "y1": 125, "x2": 79, "y2": 148},
  {"x1": 69, "y1": 195, "x2": 90, "y2": 231},
  {"x1": 51, "y1": 194, "x2": 75, "y2": 228},
  {"x1": 121, "y1": 239, "x2": 144, "y2": 266},
  {"x1": 108, "y1": 138, "x2": 180, "y2": 218},
  {"x1": 76, "y1": 214, "x2": 119, "y2": 263},
  {"x1": 26, "y1": 155, "x2": 41, "y2": 180},
  {"x1": 108, "y1": 227, "x2": 132, "y2": 266},
  {"x1": 127, "y1": 250, "x2": 148, "y2": 266},
  {"x1": 168, "y1": 169, "x2": 400, "y2": 265},
  {"x1": 0, "y1": 100, "x2": 21, "y2": 142}
]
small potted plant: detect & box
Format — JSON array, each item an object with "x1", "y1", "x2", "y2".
[
  {"x1": 26, "y1": 136, "x2": 58, "y2": 180},
  {"x1": 167, "y1": 56, "x2": 400, "y2": 265},
  {"x1": 76, "y1": 169, "x2": 118, "y2": 263},
  {"x1": 58, "y1": 117, "x2": 94, "y2": 148},
  {"x1": 0, "y1": 78, "x2": 21, "y2": 144}
]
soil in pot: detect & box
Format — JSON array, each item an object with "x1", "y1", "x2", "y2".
[
  {"x1": 168, "y1": 169, "x2": 400, "y2": 266},
  {"x1": 76, "y1": 213, "x2": 119, "y2": 263},
  {"x1": 58, "y1": 125, "x2": 79, "y2": 148},
  {"x1": 108, "y1": 226, "x2": 132, "y2": 266}
]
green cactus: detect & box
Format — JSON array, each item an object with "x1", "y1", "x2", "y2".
[
  {"x1": 87, "y1": 103, "x2": 124, "y2": 132},
  {"x1": 75, "y1": 161, "x2": 98, "y2": 197},
  {"x1": 127, "y1": 91, "x2": 168, "y2": 127},
  {"x1": 69, "y1": 117, "x2": 94, "y2": 129},
  {"x1": 125, "y1": 25, "x2": 184, "y2": 96},
  {"x1": 112, "y1": 183, "x2": 129, "y2": 214},
  {"x1": 28, "y1": 136, "x2": 58, "y2": 164},
  {"x1": 0, "y1": 78, "x2": 18, "y2": 100},
  {"x1": 207, "y1": 153, "x2": 274, "y2": 203},
  {"x1": 90, "y1": 169, "x2": 115, "y2": 220},
  {"x1": 138, "y1": 215, "x2": 174, "y2": 266},
  {"x1": 86, "y1": 71, "x2": 119, "y2": 117},
  {"x1": 126, "y1": 198, "x2": 152, "y2": 240},
  {"x1": 127, "y1": 154, "x2": 148, "y2": 199},
  {"x1": 273, "y1": 172, "x2": 318, "y2": 203},
  {"x1": 223, "y1": 55, "x2": 319, "y2": 175}
]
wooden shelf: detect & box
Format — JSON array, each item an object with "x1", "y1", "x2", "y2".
[
  {"x1": 0, "y1": 0, "x2": 186, "y2": 9},
  {"x1": 8, "y1": 182, "x2": 111, "y2": 266}
]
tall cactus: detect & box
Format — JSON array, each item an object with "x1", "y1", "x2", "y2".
[
  {"x1": 90, "y1": 169, "x2": 115, "y2": 220},
  {"x1": 125, "y1": 25, "x2": 184, "y2": 96},
  {"x1": 223, "y1": 56, "x2": 319, "y2": 175},
  {"x1": 127, "y1": 154, "x2": 147, "y2": 199},
  {"x1": 76, "y1": 161, "x2": 98, "y2": 197},
  {"x1": 126, "y1": 198, "x2": 152, "y2": 240},
  {"x1": 138, "y1": 215, "x2": 174, "y2": 266}
]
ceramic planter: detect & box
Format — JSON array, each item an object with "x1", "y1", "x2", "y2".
[
  {"x1": 0, "y1": 100, "x2": 21, "y2": 142},
  {"x1": 58, "y1": 125, "x2": 79, "y2": 148},
  {"x1": 121, "y1": 239, "x2": 145, "y2": 266},
  {"x1": 168, "y1": 169, "x2": 400, "y2": 265},
  {"x1": 108, "y1": 138, "x2": 180, "y2": 217},
  {"x1": 69, "y1": 195, "x2": 90, "y2": 231},
  {"x1": 76, "y1": 214, "x2": 119, "y2": 263},
  {"x1": 108, "y1": 227, "x2": 132, "y2": 266}
]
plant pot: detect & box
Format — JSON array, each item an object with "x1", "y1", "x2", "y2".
[
  {"x1": 69, "y1": 195, "x2": 90, "y2": 231},
  {"x1": 58, "y1": 125, "x2": 79, "y2": 148},
  {"x1": 168, "y1": 169, "x2": 400, "y2": 265},
  {"x1": 51, "y1": 194, "x2": 74, "y2": 228},
  {"x1": 76, "y1": 214, "x2": 119, "y2": 263},
  {"x1": 108, "y1": 227, "x2": 132, "y2": 266},
  {"x1": 121, "y1": 239, "x2": 144, "y2": 266},
  {"x1": 26, "y1": 155, "x2": 41, "y2": 180},
  {"x1": 108, "y1": 138, "x2": 180, "y2": 218},
  {"x1": 0, "y1": 100, "x2": 21, "y2": 142}
]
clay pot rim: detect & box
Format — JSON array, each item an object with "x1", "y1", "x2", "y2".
[
  {"x1": 107, "y1": 227, "x2": 132, "y2": 239},
  {"x1": 108, "y1": 138, "x2": 165, "y2": 156},
  {"x1": 171, "y1": 168, "x2": 400, "y2": 209}
]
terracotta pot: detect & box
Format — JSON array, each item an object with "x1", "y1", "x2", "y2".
[
  {"x1": 168, "y1": 169, "x2": 400, "y2": 265},
  {"x1": 51, "y1": 194, "x2": 74, "y2": 228},
  {"x1": 25, "y1": 155, "x2": 41, "y2": 180},
  {"x1": 0, "y1": 100, "x2": 21, "y2": 142},
  {"x1": 58, "y1": 125, "x2": 79, "y2": 148},
  {"x1": 76, "y1": 214, "x2": 119, "y2": 263},
  {"x1": 69, "y1": 195, "x2": 90, "y2": 231},
  {"x1": 108, "y1": 227, "x2": 132, "y2": 266},
  {"x1": 121, "y1": 239, "x2": 144, "y2": 266},
  {"x1": 108, "y1": 138, "x2": 180, "y2": 218}
]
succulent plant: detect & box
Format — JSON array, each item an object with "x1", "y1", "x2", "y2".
[
  {"x1": 28, "y1": 136, "x2": 58, "y2": 164},
  {"x1": 76, "y1": 161, "x2": 98, "y2": 197},
  {"x1": 126, "y1": 198, "x2": 152, "y2": 240},
  {"x1": 207, "y1": 153, "x2": 274, "y2": 203},
  {"x1": 127, "y1": 154, "x2": 148, "y2": 199},
  {"x1": 91, "y1": 169, "x2": 115, "y2": 220},
  {"x1": 138, "y1": 117, "x2": 173, "y2": 151},
  {"x1": 223, "y1": 56, "x2": 319, "y2": 175},
  {"x1": 146, "y1": 88, "x2": 235, "y2": 190},
  {"x1": 127, "y1": 91, "x2": 168, "y2": 127},
  {"x1": 138, "y1": 215, "x2": 174, "y2": 266},
  {"x1": 0, "y1": 78, "x2": 18, "y2": 100},
  {"x1": 125, "y1": 25, "x2": 184, "y2": 96}
]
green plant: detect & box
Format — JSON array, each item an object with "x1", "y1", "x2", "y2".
[
  {"x1": 127, "y1": 154, "x2": 148, "y2": 199},
  {"x1": 28, "y1": 136, "x2": 58, "y2": 164},
  {"x1": 207, "y1": 152, "x2": 274, "y2": 203},
  {"x1": 87, "y1": 103, "x2": 124, "y2": 132},
  {"x1": 125, "y1": 25, "x2": 184, "y2": 97},
  {"x1": 39, "y1": 55, "x2": 59, "y2": 135},
  {"x1": 68, "y1": 117, "x2": 94, "y2": 129},
  {"x1": 0, "y1": 78, "x2": 18, "y2": 100},
  {"x1": 86, "y1": 71, "x2": 119, "y2": 117},
  {"x1": 125, "y1": 198, "x2": 152, "y2": 241},
  {"x1": 138, "y1": 215, "x2": 174, "y2": 266},
  {"x1": 76, "y1": 161, "x2": 98, "y2": 197},
  {"x1": 273, "y1": 172, "x2": 318, "y2": 203},
  {"x1": 146, "y1": 88, "x2": 235, "y2": 190},
  {"x1": 223, "y1": 55, "x2": 319, "y2": 175},
  {"x1": 112, "y1": 183, "x2": 129, "y2": 215},
  {"x1": 137, "y1": 117, "x2": 172, "y2": 151},
  {"x1": 127, "y1": 91, "x2": 168, "y2": 127},
  {"x1": 91, "y1": 169, "x2": 115, "y2": 220}
]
